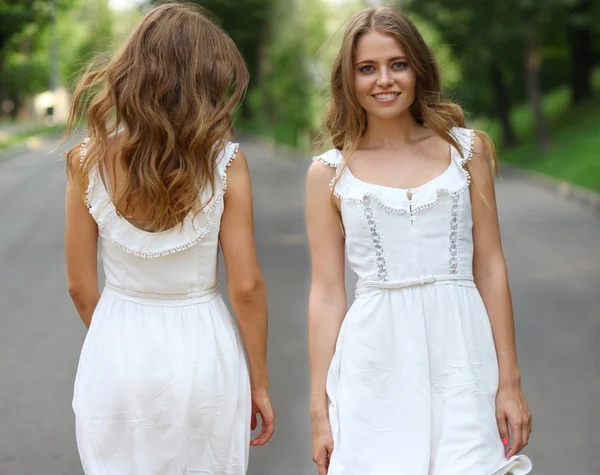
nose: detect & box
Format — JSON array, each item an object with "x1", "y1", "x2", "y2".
[{"x1": 377, "y1": 68, "x2": 394, "y2": 87}]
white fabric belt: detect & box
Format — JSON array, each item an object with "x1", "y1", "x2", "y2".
[
  {"x1": 104, "y1": 282, "x2": 220, "y2": 306},
  {"x1": 355, "y1": 274, "x2": 475, "y2": 296}
]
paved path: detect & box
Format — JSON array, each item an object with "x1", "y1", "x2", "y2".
[{"x1": 0, "y1": 137, "x2": 598, "y2": 474}]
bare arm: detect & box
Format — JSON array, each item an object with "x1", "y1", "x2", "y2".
[
  {"x1": 470, "y1": 133, "x2": 532, "y2": 457},
  {"x1": 219, "y1": 149, "x2": 273, "y2": 446},
  {"x1": 471, "y1": 135, "x2": 519, "y2": 386},
  {"x1": 65, "y1": 146, "x2": 100, "y2": 328},
  {"x1": 306, "y1": 160, "x2": 346, "y2": 474},
  {"x1": 220, "y1": 150, "x2": 268, "y2": 391}
]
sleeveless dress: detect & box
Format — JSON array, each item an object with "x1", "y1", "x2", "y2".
[
  {"x1": 72, "y1": 139, "x2": 251, "y2": 475},
  {"x1": 315, "y1": 127, "x2": 532, "y2": 475}
]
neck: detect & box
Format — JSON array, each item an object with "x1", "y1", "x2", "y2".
[{"x1": 360, "y1": 110, "x2": 423, "y2": 149}]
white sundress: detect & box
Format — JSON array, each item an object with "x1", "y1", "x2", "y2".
[
  {"x1": 315, "y1": 127, "x2": 532, "y2": 475},
  {"x1": 72, "y1": 140, "x2": 251, "y2": 475}
]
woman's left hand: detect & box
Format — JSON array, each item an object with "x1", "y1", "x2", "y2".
[{"x1": 496, "y1": 384, "x2": 532, "y2": 458}]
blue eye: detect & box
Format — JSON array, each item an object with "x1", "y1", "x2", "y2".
[
  {"x1": 359, "y1": 65, "x2": 374, "y2": 73},
  {"x1": 392, "y1": 61, "x2": 408, "y2": 69}
]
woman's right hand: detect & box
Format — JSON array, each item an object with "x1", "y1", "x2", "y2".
[
  {"x1": 312, "y1": 417, "x2": 334, "y2": 475},
  {"x1": 250, "y1": 389, "x2": 275, "y2": 447}
]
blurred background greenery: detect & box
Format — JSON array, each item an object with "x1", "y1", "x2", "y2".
[{"x1": 0, "y1": 0, "x2": 598, "y2": 190}]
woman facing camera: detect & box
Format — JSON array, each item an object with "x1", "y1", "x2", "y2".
[{"x1": 306, "y1": 7, "x2": 532, "y2": 475}]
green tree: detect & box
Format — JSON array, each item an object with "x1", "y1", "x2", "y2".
[
  {"x1": 0, "y1": 0, "x2": 51, "y2": 115},
  {"x1": 403, "y1": 0, "x2": 524, "y2": 147},
  {"x1": 60, "y1": 0, "x2": 114, "y2": 87},
  {"x1": 259, "y1": 0, "x2": 328, "y2": 147},
  {"x1": 404, "y1": 0, "x2": 599, "y2": 149},
  {"x1": 564, "y1": 0, "x2": 599, "y2": 104},
  {"x1": 0, "y1": 0, "x2": 113, "y2": 118}
]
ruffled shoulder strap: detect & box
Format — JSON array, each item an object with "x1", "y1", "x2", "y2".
[
  {"x1": 216, "y1": 141, "x2": 240, "y2": 177},
  {"x1": 449, "y1": 127, "x2": 475, "y2": 165},
  {"x1": 80, "y1": 137, "x2": 91, "y2": 164},
  {"x1": 313, "y1": 148, "x2": 343, "y2": 168},
  {"x1": 82, "y1": 139, "x2": 240, "y2": 259}
]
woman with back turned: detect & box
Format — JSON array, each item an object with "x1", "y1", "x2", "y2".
[{"x1": 64, "y1": 4, "x2": 274, "y2": 473}]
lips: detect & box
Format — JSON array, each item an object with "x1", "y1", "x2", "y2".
[{"x1": 371, "y1": 92, "x2": 401, "y2": 104}]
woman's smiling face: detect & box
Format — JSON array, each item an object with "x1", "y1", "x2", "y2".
[{"x1": 354, "y1": 31, "x2": 417, "y2": 120}]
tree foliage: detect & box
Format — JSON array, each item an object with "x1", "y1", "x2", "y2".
[{"x1": 402, "y1": 0, "x2": 599, "y2": 148}]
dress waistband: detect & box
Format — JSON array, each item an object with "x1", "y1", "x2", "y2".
[
  {"x1": 355, "y1": 274, "x2": 475, "y2": 297},
  {"x1": 103, "y1": 282, "x2": 220, "y2": 307}
]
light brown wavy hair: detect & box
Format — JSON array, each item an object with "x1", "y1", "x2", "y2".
[
  {"x1": 323, "y1": 7, "x2": 496, "y2": 204},
  {"x1": 65, "y1": 2, "x2": 248, "y2": 232}
]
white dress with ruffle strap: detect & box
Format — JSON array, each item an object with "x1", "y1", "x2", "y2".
[
  {"x1": 73, "y1": 141, "x2": 250, "y2": 475},
  {"x1": 315, "y1": 127, "x2": 532, "y2": 475}
]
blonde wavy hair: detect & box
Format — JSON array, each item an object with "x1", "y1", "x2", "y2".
[
  {"x1": 323, "y1": 7, "x2": 496, "y2": 196},
  {"x1": 65, "y1": 2, "x2": 248, "y2": 232}
]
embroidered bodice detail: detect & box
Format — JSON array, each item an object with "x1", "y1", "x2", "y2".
[{"x1": 313, "y1": 127, "x2": 476, "y2": 282}]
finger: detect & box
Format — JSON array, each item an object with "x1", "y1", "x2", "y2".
[
  {"x1": 496, "y1": 413, "x2": 510, "y2": 449},
  {"x1": 316, "y1": 458, "x2": 328, "y2": 475},
  {"x1": 250, "y1": 424, "x2": 267, "y2": 446},
  {"x1": 255, "y1": 409, "x2": 275, "y2": 445},
  {"x1": 506, "y1": 420, "x2": 523, "y2": 458},
  {"x1": 522, "y1": 413, "x2": 531, "y2": 450},
  {"x1": 261, "y1": 419, "x2": 275, "y2": 444},
  {"x1": 250, "y1": 417, "x2": 264, "y2": 446},
  {"x1": 250, "y1": 412, "x2": 257, "y2": 431},
  {"x1": 252, "y1": 418, "x2": 274, "y2": 446},
  {"x1": 521, "y1": 425, "x2": 529, "y2": 452},
  {"x1": 253, "y1": 424, "x2": 273, "y2": 446},
  {"x1": 250, "y1": 431, "x2": 267, "y2": 446}
]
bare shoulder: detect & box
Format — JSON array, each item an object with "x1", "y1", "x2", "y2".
[
  {"x1": 307, "y1": 159, "x2": 337, "y2": 187},
  {"x1": 472, "y1": 131, "x2": 492, "y2": 159},
  {"x1": 68, "y1": 141, "x2": 86, "y2": 168},
  {"x1": 227, "y1": 148, "x2": 249, "y2": 174},
  {"x1": 228, "y1": 148, "x2": 248, "y2": 169},
  {"x1": 469, "y1": 131, "x2": 495, "y2": 183},
  {"x1": 66, "y1": 139, "x2": 88, "y2": 189}
]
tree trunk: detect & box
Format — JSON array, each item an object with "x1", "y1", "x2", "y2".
[
  {"x1": 490, "y1": 64, "x2": 516, "y2": 148},
  {"x1": 568, "y1": 0, "x2": 593, "y2": 104},
  {"x1": 524, "y1": 22, "x2": 550, "y2": 151},
  {"x1": 10, "y1": 92, "x2": 21, "y2": 120}
]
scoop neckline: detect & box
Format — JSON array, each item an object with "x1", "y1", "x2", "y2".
[{"x1": 338, "y1": 145, "x2": 457, "y2": 194}]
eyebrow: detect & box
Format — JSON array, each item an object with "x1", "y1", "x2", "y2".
[{"x1": 356, "y1": 56, "x2": 408, "y2": 65}]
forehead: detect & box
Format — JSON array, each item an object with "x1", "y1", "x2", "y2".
[{"x1": 355, "y1": 31, "x2": 406, "y2": 62}]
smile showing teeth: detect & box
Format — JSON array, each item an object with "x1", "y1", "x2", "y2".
[{"x1": 373, "y1": 93, "x2": 399, "y2": 99}]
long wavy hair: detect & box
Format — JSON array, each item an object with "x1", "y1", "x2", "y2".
[
  {"x1": 65, "y1": 2, "x2": 249, "y2": 232},
  {"x1": 323, "y1": 7, "x2": 496, "y2": 204}
]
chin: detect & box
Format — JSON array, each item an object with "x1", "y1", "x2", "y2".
[{"x1": 367, "y1": 106, "x2": 408, "y2": 120}]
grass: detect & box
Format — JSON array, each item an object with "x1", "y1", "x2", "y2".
[
  {"x1": 472, "y1": 67, "x2": 600, "y2": 192},
  {"x1": 0, "y1": 123, "x2": 65, "y2": 152},
  {"x1": 499, "y1": 107, "x2": 600, "y2": 192}
]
